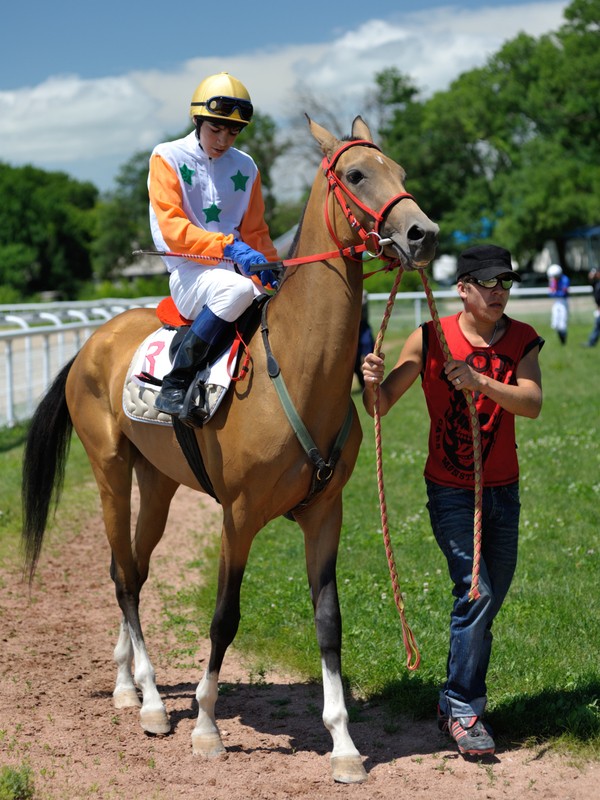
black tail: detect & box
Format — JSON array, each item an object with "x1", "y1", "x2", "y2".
[{"x1": 22, "y1": 357, "x2": 76, "y2": 581}]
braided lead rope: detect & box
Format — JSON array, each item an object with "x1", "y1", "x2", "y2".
[
  {"x1": 418, "y1": 273, "x2": 482, "y2": 601},
  {"x1": 372, "y1": 267, "x2": 421, "y2": 671}
]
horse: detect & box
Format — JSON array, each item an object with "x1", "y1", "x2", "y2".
[{"x1": 21, "y1": 115, "x2": 439, "y2": 784}]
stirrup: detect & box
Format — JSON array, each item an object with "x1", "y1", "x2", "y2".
[{"x1": 178, "y1": 375, "x2": 210, "y2": 429}]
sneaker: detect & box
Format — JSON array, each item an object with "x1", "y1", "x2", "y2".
[
  {"x1": 449, "y1": 715, "x2": 495, "y2": 756},
  {"x1": 437, "y1": 704, "x2": 449, "y2": 733}
]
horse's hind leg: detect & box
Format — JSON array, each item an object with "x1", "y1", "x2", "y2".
[
  {"x1": 110, "y1": 456, "x2": 179, "y2": 734},
  {"x1": 298, "y1": 495, "x2": 367, "y2": 784},
  {"x1": 82, "y1": 417, "x2": 177, "y2": 734}
]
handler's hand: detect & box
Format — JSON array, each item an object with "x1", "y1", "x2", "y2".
[
  {"x1": 444, "y1": 359, "x2": 478, "y2": 391},
  {"x1": 362, "y1": 352, "x2": 385, "y2": 386}
]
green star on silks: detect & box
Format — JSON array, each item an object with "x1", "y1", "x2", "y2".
[
  {"x1": 230, "y1": 170, "x2": 249, "y2": 191},
  {"x1": 179, "y1": 163, "x2": 195, "y2": 185},
  {"x1": 203, "y1": 203, "x2": 222, "y2": 223}
]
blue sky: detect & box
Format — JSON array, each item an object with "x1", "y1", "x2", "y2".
[{"x1": 1, "y1": 1, "x2": 568, "y2": 196}]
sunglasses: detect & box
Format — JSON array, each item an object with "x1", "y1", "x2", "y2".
[
  {"x1": 195, "y1": 95, "x2": 254, "y2": 121},
  {"x1": 466, "y1": 276, "x2": 513, "y2": 290}
]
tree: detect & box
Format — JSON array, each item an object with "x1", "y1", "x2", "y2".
[
  {"x1": 91, "y1": 149, "x2": 155, "y2": 280},
  {"x1": 0, "y1": 163, "x2": 97, "y2": 298},
  {"x1": 236, "y1": 110, "x2": 290, "y2": 229},
  {"x1": 374, "y1": 0, "x2": 600, "y2": 264}
]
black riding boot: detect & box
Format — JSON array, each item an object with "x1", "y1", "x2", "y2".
[{"x1": 154, "y1": 329, "x2": 211, "y2": 417}]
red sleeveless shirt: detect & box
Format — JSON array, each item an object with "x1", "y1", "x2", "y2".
[{"x1": 421, "y1": 313, "x2": 543, "y2": 489}]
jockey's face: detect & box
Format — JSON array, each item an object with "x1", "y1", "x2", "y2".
[{"x1": 197, "y1": 119, "x2": 242, "y2": 159}]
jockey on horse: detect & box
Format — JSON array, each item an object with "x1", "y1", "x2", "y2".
[{"x1": 149, "y1": 71, "x2": 279, "y2": 424}]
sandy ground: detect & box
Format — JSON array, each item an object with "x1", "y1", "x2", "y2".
[{"x1": 1, "y1": 484, "x2": 598, "y2": 800}]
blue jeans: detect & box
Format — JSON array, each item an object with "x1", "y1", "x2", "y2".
[{"x1": 426, "y1": 479, "x2": 520, "y2": 718}]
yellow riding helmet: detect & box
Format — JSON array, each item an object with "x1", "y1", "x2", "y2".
[{"x1": 189, "y1": 72, "x2": 253, "y2": 125}]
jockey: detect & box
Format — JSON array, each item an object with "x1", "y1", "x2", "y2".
[{"x1": 148, "y1": 71, "x2": 279, "y2": 424}]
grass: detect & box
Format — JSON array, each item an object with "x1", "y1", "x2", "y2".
[
  {"x1": 185, "y1": 316, "x2": 600, "y2": 756},
  {"x1": 0, "y1": 762, "x2": 34, "y2": 800},
  {"x1": 0, "y1": 425, "x2": 96, "y2": 569},
  {"x1": 1, "y1": 312, "x2": 598, "y2": 759}
]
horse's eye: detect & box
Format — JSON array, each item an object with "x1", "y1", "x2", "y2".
[{"x1": 346, "y1": 169, "x2": 363, "y2": 185}]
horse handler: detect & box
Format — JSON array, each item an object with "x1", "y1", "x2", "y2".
[
  {"x1": 362, "y1": 244, "x2": 544, "y2": 756},
  {"x1": 148, "y1": 71, "x2": 279, "y2": 423}
]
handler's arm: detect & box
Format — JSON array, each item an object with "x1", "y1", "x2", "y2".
[
  {"x1": 362, "y1": 327, "x2": 423, "y2": 418},
  {"x1": 445, "y1": 345, "x2": 543, "y2": 419}
]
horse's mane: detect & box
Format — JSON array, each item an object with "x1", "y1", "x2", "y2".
[
  {"x1": 283, "y1": 134, "x2": 365, "y2": 275},
  {"x1": 287, "y1": 204, "x2": 308, "y2": 260}
]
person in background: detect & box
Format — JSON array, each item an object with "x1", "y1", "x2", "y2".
[
  {"x1": 362, "y1": 244, "x2": 544, "y2": 757},
  {"x1": 148, "y1": 71, "x2": 279, "y2": 423},
  {"x1": 547, "y1": 264, "x2": 569, "y2": 345},
  {"x1": 583, "y1": 267, "x2": 600, "y2": 347},
  {"x1": 354, "y1": 290, "x2": 376, "y2": 389}
]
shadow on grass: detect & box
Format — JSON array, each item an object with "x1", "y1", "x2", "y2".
[
  {"x1": 372, "y1": 674, "x2": 600, "y2": 748},
  {"x1": 491, "y1": 679, "x2": 600, "y2": 746}
]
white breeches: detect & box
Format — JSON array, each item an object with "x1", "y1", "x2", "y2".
[
  {"x1": 551, "y1": 299, "x2": 568, "y2": 332},
  {"x1": 169, "y1": 262, "x2": 264, "y2": 321}
]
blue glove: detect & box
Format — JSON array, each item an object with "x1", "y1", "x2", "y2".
[
  {"x1": 223, "y1": 240, "x2": 267, "y2": 276},
  {"x1": 259, "y1": 269, "x2": 279, "y2": 291}
]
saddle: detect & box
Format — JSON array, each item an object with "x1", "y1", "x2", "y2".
[{"x1": 122, "y1": 298, "x2": 262, "y2": 427}]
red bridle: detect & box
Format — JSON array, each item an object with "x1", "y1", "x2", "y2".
[{"x1": 322, "y1": 139, "x2": 415, "y2": 260}]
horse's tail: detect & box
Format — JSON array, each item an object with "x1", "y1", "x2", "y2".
[{"x1": 22, "y1": 356, "x2": 76, "y2": 582}]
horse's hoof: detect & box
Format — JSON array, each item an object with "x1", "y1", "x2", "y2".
[
  {"x1": 331, "y1": 755, "x2": 367, "y2": 784},
  {"x1": 113, "y1": 688, "x2": 142, "y2": 709},
  {"x1": 192, "y1": 730, "x2": 226, "y2": 757},
  {"x1": 140, "y1": 707, "x2": 171, "y2": 735}
]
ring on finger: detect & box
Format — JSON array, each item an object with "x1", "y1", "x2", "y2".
[{"x1": 455, "y1": 377, "x2": 461, "y2": 385}]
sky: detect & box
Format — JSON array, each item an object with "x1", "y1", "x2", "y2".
[{"x1": 1, "y1": 1, "x2": 569, "y2": 198}]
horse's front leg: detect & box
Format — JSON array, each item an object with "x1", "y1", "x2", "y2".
[
  {"x1": 299, "y1": 496, "x2": 367, "y2": 784},
  {"x1": 193, "y1": 515, "x2": 254, "y2": 756}
]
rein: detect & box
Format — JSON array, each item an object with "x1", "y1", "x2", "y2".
[
  {"x1": 371, "y1": 270, "x2": 484, "y2": 662},
  {"x1": 372, "y1": 268, "x2": 421, "y2": 671},
  {"x1": 417, "y1": 275, "x2": 483, "y2": 601}
]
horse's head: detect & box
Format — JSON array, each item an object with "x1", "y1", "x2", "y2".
[{"x1": 308, "y1": 115, "x2": 439, "y2": 270}]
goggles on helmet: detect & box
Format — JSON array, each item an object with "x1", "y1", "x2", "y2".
[{"x1": 194, "y1": 95, "x2": 254, "y2": 121}]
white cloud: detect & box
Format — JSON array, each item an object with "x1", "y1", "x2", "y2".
[{"x1": 0, "y1": 2, "x2": 568, "y2": 191}]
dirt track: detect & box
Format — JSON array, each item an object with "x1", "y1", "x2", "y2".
[{"x1": 1, "y1": 485, "x2": 598, "y2": 799}]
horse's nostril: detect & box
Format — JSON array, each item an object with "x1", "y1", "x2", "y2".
[
  {"x1": 408, "y1": 225, "x2": 425, "y2": 242},
  {"x1": 408, "y1": 223, "x2": 439, "y2": 243}
]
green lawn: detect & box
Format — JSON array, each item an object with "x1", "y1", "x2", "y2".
[{"x1": 1, "y1": 314, "x2": 598, "y2": 757}]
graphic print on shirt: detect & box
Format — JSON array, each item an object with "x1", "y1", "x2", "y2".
[
  {"x1": 203, "y1": 203, "x2": 222, "y2": 223},
  {"x1": 438, "y1": 350, "x2": 516, "y2": 477},
  {"x1": 179, "y1": 164, "x2": 195, "y2": 185},
  {"x1": 231, "y1": 170, "x2": 249, "y2": 191}
]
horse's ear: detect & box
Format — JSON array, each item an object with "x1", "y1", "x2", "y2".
[
  {"x1": 306, "y1": 114, "x2": 339, "y2": 160},
  {"x1": 351, "y1": 116, "x2": 373, "y2": 142}
]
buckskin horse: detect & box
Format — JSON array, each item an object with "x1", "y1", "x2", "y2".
[{"x1": 22, "y1": 116, "x2": 438, "y2": 783}]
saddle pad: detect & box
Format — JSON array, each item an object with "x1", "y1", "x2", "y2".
[{"x1": 122, "y1": 327, "x2": 233, "y2": 426}]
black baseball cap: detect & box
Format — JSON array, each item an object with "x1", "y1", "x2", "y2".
[{"x1": 456, "y1": 244, "x2": 521, "y2": 282}]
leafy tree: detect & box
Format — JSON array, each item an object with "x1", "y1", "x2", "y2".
[
  {"x1": 0, "y1": 163, "x2": 97, "y2": 298},
  {"x1": 236, "y1": 110, "x2": 291, "y2": 230},
  {"x1": 374, "y1": 0, "x2": 600, "y2": 264},
  {"x1": 91, "y1": 148, "x2": 155, "y2": 279}
]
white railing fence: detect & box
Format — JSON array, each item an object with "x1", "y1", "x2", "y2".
[
  {"x1": 0, "y1": 298, "x2": 158, "y2": 428},
  {"x1": 0, "y1": 287, "x2": 595, "y2": 428}
]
